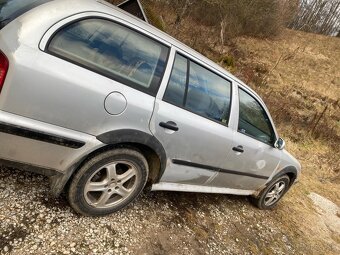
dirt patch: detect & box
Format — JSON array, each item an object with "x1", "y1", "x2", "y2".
[{"x1": 308, "y1": 192, "x2": 340, "y2": 247}]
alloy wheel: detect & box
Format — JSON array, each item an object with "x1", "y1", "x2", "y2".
[
  {"x1": 264, "y1": 181, "x2": 286, "y2": 206},
  {"x1": 84, "y1": 161, "x2": 139, "y2": 208}
]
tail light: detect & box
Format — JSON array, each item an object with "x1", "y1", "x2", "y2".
[{"x1": 0, "y1": 51, "x2": 9, "y2": 93}]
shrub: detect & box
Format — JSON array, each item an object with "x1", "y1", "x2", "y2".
[{"x1": 220, "y1": 55, "x2": 235, "y2": 67}]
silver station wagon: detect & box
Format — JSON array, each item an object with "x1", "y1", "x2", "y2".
[{"x1": 0, "y1": 0, "x2": 301, "y2": 216}]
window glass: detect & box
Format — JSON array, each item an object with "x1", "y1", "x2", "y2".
[
  {"x1": 163, "y1": 54, "x2": 232, "y2": 124},
  {"x1": 163, "y1": 54, "x2": 187, "y2": 106},
  {"x1": 0, "y1": 0, "x2": 51, "y2": 29},
  {"x1": 186, "y1": 61, "x2": 231, "y2": 123},
  {"x1": 48, "y1": 18, "x2": 169, "y2": 95},
  {"x1": 238, "y1": 89, "x2": 275, "y2": 144}
]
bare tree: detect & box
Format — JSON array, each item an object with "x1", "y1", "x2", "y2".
[
  {"x1": 196, "y1": 0, "x2": 287, "y2": 45},
  {"x1": 289, "y1": 0, "x2": 340, "y2": 36},
  {"x1": 154, "y1": 0, "x2": 193, "y2": 25}
]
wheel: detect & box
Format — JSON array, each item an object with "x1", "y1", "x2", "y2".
[
  {"x1": 68, "y1": 148, "x2": 148, "y2": 216},
  {"x1": 251, "y1": 175, "x2": 290, "y2": 210}
]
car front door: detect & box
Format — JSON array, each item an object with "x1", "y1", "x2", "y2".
[
  {"x1": 209, "y1": 85, "x2": 282, "y2": 190},
  {"x1": 150, "y1": 51, "x2": 236, "y2": 186}
]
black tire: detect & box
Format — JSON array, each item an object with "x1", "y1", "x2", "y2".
[
  {"x1": 68, "y1": 148, "x2": 148, "y2": 216},
  {"x1": 251, "y1": 175, "x2": 290, "y2": 210}
]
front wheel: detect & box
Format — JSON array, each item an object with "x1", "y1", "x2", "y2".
[
  {"x1": 251, "y1": 175, "x2": 290, "y2": 210},
  {"x1": 68, "y1": 148, "x2": 148, "y2": 216}
]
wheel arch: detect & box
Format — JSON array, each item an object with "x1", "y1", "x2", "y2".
[
  {"x1": 50, "y1": 129, "x2": 167, "y2": 197},
  {"x1": 253, "y1": 165, "x2": 298, "y2": 198},
  {"x1": 275, "y1": 166, "x2": 298, "y2": 186}
]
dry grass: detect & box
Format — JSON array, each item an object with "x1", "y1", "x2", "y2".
[
  {"x1": 235, "y1": 29, "x2": 340, "y2": 101},
  {"x1": 232, "y1": 29, "x2": 339, "y2": 170}
]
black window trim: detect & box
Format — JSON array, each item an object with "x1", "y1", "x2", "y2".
[
  {"x1": 237, "y1": 87, "x2": 277, "y2": 147},
  {"x1": 44, "y1": 16, "x2": 170, "y2": 97},
  {"x1": 182, "y1": 57, "x2": 190, "y2": 106},
  {"x1": 162, "y1": 52, "x2": 233, "y2": 128}
]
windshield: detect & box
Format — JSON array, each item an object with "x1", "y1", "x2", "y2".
[{"x1": 0, "y1": 0, "x2": 51, "y2": 29}]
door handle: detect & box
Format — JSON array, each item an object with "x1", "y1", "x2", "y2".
[
  {"x1": 232, "y1": 145, "x2": 244, "y2": 153},
  {"x1": 159, "y1": 121, "x2": 179, "y2": 131}
]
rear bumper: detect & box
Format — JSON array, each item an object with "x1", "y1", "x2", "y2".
[
  {"x1": 0, "y1": 110, "x2": 102, "y2": 172},
  {"x1": 0, "y1": 111, "x2": 104, "y2": 196}
]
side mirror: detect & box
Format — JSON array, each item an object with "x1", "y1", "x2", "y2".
[{"x1": 275, "y1": 138, "x2": 285, "y2": 150}]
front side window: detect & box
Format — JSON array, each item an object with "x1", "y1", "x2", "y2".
[
  {"x1": 186, "y1": 61, "x2": 231, "y2": 123},
  {"x1": 48, "y1": 18, "x2": 169, "y2": 95},
  {"x1": 164, "y1": 54, "x2": 232, "y2": 124},
  {"x1": 238, "y1": 88, "x2": 275, "y2": 144}
]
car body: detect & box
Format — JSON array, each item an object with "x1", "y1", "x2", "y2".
[{"x1": 0, "y1": 0, "x2": 301, "y2": 215}]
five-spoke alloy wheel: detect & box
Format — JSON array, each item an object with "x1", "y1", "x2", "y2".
[
  {"x1": 251, "y1": 175, "x2": 290, "y2": 210},
  {"x1": 68, "y1": 148, "x2": 148, "y2": 216},
  {"x1": 263, "y1": 180, "x2": 286, "y2": 207}
]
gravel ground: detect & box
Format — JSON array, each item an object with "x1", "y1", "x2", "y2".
[{"x1": 0, "y1": 165, "x2": 336, "y2": 255}]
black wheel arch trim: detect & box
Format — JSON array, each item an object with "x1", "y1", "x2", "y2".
[
  {"x1": 274, "y1": 166, "x2": 298, "y2": 185},
  {"x1": 96, "y1": 129, "x2": 167, "y2": 181},
  {"x1": 48, "y1": 129, "x2": 166, "y2": 197},
  {"x1": 253, "y1": 165, "x2": 298, "y2": 198}
]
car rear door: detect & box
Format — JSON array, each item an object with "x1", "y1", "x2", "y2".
[{"x1": 150, "y1": 49, "x2": 237, "y2": 186}]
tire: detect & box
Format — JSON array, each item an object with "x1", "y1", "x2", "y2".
[
  {"x1": 68, "y1": 148, "x2": 148, "y2": 216},
  {"x1": 251, "y1": 175, "x2": 290, "y2": 210}
]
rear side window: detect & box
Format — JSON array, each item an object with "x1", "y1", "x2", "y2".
[
  {"x1": 164, "y1": 53, "x2": 232, "y2": 124},
  {"x1": 0, "y1": 0, "x2": 51, "y2": 29},
  {"x1": 238, "y1": 88, "x2": 275, "y2": 144},
  {"x1": 48, "y1": 18, "x2": 169, "y2": 95}
]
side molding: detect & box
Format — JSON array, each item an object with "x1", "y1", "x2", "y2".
[
  {"x1": 172, "y1": 159, "x2": 269, "y2": 180},
  {"x1": 0, "y1": 121, "x2": 85, "y2": 149}
]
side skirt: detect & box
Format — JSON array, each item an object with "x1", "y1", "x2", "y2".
[{"x1": 151, "y1": 182, "x2": 255, "y2": 196}]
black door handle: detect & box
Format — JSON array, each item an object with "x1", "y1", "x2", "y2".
[
  {"x1": 232, "y1": 145, "x2": 244, "y2": 153},
  {"x1": 159, "y1": 121, "x2": 179, "y2": 131}
]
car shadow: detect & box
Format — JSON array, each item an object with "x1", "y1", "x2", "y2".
[{"x1": 0, "y1": 165, "x2": 253, "y2": 215}]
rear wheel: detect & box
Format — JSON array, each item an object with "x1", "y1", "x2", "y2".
[
  {"x1": 251, "y1": 175, "x2": 290, "y2": 210},
  {"x1": 68, "y1": 148, "x2": 148, "y2": 216}
]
